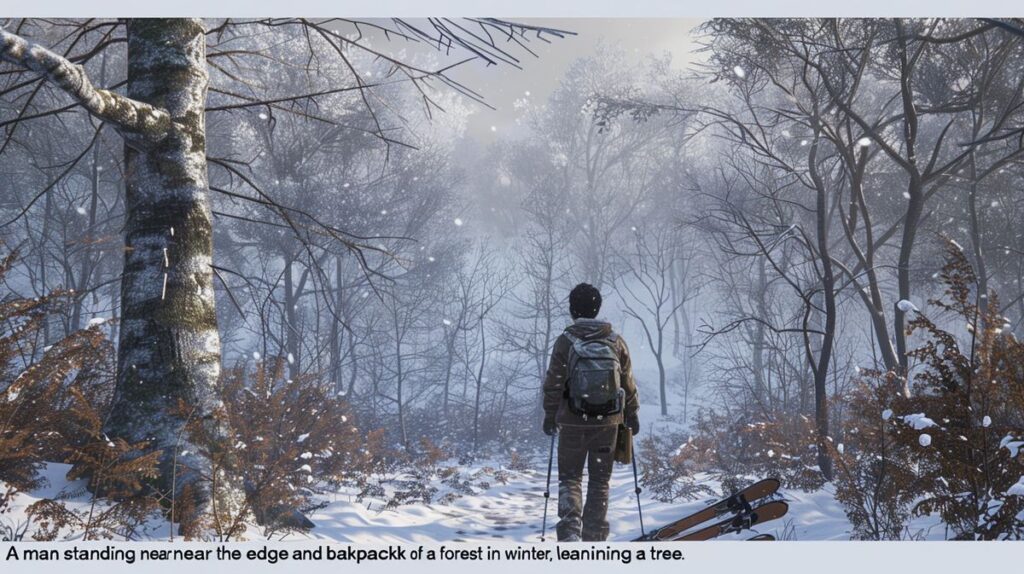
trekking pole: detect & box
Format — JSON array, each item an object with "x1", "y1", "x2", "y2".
[
  {"x1": 630, "y1": 436, "x2": 646, "y2": 538},
  {"x1": 540, "y1": 432, "x2": 556, "y2": 541}
]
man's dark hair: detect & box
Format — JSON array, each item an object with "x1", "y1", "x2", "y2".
[{"x1": 569, "y1": 283, "x2": 602, "y2": 320}]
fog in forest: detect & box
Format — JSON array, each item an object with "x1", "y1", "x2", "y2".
[{"x1": 2, "y1": 18, "x2": 1024, "y2": 541}]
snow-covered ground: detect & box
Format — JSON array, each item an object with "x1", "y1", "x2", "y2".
[{"x1": 2, "y1": 460, "x2": 947, "y2": 542}]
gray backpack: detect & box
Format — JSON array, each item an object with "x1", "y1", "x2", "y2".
[{"x1": 564, "y1": 331, "x2": 624, "y2": 417}]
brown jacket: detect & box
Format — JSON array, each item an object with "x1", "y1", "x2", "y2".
[{"x1": 542, "y1": 318, "x2": 639, "y2": 427}]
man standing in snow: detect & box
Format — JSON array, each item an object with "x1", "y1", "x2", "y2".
[{"x1": 542, "y1": 283, "x2": 640, "y2": 541}]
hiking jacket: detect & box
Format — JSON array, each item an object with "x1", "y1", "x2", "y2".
[{"x1": 542, "y1": 318, "x2": 639, "y2": 427}]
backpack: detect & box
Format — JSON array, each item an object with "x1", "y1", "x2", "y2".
[{"x1": 564, "y1": 331, "x2": 624, "y2": 417}]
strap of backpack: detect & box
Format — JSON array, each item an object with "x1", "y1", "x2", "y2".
[{"x1": 562, "y1": 330, "x2": 581, "y2": 371}]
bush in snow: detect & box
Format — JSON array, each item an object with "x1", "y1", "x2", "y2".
[
  {"x1": 894, "y1": 240, "x2": 1024, "y2": 539},
  {"x1": 635, "y1": 431, "x2": 715, "y2": 503},
  {"x1": 26, "y1": 387, "x2": 161, "y2": 541},
  {"x1": 0, "y1": 251, "x2": 155, "y2": 540},
  {"x1": 179, "y1": 359, "x2": 372, "y2": 540},
  {"x1": 833, "y1": 371, "x2": 920, "y2": 540},
  {"x1": 657, "y1": 408, "x2": 827, "y2": 496}
]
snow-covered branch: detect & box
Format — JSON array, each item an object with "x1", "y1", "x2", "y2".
[{"x1": 0, "y1": 27, "x2": 170, "y2": 140}]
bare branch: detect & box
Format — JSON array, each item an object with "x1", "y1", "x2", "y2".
[{"x1": 1, "y1": 26, "x2": 171, "y2": 141}]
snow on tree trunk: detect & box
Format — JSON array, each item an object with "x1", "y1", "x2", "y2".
[{"x1": 105, "y1": 18, "x2": 222, "y2": 508}]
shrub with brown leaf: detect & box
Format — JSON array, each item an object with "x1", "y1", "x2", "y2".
[
  {"x1": 637, "y1": 431, "x2": 715, "y2": 503},
  {"x1": 2, "y1": 254, "x2": 112, "y2": 488},
  {"x1": 832, "y1": 371, "x2": 920, "y2": 540},
  {"x1": 652, "y1": 408, "x2": 826, "y2": 496},
  {"x1": 180, "y1": 360, "x2": 370, "y2": 539},
  {"x1": 893, "y1": 240, "x2": 1024, "y2": 539},
  {"x1": 27, "y1": 389, "x2": 161, "y2": 541},
  {"x1": 1, "y1": 250, "x2": 159, "y2": 540}
]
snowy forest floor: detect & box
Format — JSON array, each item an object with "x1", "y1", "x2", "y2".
[{"x1": 2, "y1": 460, "x2": 949, "y2": 542}]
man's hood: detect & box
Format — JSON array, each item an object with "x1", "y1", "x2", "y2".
[{"x1": 566, "y1": 318, "x2": 613, "y2": 340}]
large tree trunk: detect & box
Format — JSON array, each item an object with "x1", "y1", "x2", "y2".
[
  {"x1": 809, "y1": 132, "x2": 836, "y2": 481},
  {"x1": 106, "y1": 19, "x2": 222, "y2": 509},
  {"x1": 891, "y1": 22, "x2": 922, "y2": 395}
]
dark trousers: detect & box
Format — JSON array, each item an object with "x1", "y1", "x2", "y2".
[{"x1": 556, "y1": 424, "x2": 617, "y2": 541}]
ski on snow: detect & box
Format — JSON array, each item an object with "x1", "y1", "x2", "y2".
[
  {"x1": 633, "y1": 478, "x2": 781, "y2": 541},
  {"x1": 672, "y1": 500, "x2": 789, "y2": 541},
  {"x1": 747, "y1": 533, "x2": 776, "y2": 541}
]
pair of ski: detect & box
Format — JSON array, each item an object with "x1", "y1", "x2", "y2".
[{"x1": 635, "y1": 478, "x2": 787, "y2": 541}]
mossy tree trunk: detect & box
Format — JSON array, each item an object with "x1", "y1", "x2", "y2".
[
  {"x1": 104, "y1": 18, "x2": 223, "y2": 508},
  {"x1": 4, "y1": 19, "x2": 220, "y2": 507}
]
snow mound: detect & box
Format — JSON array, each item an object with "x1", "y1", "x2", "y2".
[
  {"x1": 3, "y1": 460, "x2": 950, "y2": 542},
  {"x1": 1000, "y1": 436, "x2": 1024, "y2": 458},
  {"x1": 1007, "y1": 477, "x2": 1024, "y2": 497}
]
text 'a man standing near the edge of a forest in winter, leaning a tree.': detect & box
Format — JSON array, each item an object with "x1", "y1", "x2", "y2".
[{"x1": 542, "y1": 283, "x2": 640, "y2": 541}]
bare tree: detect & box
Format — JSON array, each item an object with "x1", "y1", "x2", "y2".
[
  {"x1": 1, "y1": 16, "x2": 571, "y2": 511},
  {"x1": 614, "y1": 223, "x2": 694, "y2": 417}
]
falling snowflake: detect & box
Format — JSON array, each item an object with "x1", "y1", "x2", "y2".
[
  {"x1": 919, "y1": 433, "x2": 932, "y2": 447},
  {"x1": 903, "y1": 413, "x2": 937, "y2": 430},
  {"x1": 733, "y1": 66, "x2": 746, "y2": 78},
  {"x1": 454, "y1": 218, "x2": 464, "y2": 226}
]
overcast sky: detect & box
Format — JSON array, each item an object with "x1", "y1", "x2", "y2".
[{"x1": 442, "y1": 18, "x2": 707, "y2": 141}]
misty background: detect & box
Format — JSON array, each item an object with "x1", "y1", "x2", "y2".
[{"x1": 3, "y1": 17, "x2": 1023, "y2": 457}]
